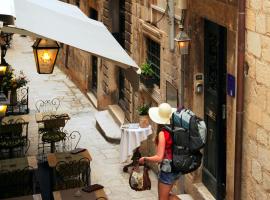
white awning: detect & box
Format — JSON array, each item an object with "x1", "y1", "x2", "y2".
[{"x1": 0, "y1": 0, "x2": 140, "y2": 72}]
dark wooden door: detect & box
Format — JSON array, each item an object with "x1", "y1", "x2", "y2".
[{"x1": 203, "y1": 19, "x2": 227, "y2": 200}]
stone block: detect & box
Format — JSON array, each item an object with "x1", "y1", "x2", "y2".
[
  {"x1": 245, "y1": 53, "x2": 256, "y2": 78},
  {"x1": 251, "y1": 158, "x2": 262, "y2": 183},
  {"x1": 266, "y1": 91, "x2": 270, "y2": 114},
  {"x1": 263, "y1": 0, "x2": 270, "y2": 14},
  {"x1": 261, "y1": 35, "x2": 270, "y2": 62},
  {"x1": 258, "y1": 145, "x2": 270, "y2": 170},
  {"x1": 246, "y1": 103, "x2": 263, "y2": 125},
  {"x1": 266, "y1": 15, "x2": 270, "y2": 34},
  {"x1": 248, "y1": 138, "x2": 258, "y2": 158},
  {"x1": 255, "y1": 60, "x2": 270, "y2": 87},
  {"x1": 255, "y1": 184, "x2": 268, "y2": 200},
  {"x1": 262, "y1": 113, "x2": 270, "y2": 131},
  {"x1": 244, "y1": 118, "x2": 257, "y2": 140},
  {"x1": 257, "y1": 127, "x2": 269, "y2": 146},
  {"x1": 247, "y1": 31, "x2": 261, "y2": 58},
  {"x1": 250, "y1": 0, "x2": 262, "y2": 10},
  {"x1": 256, "y1": 13, "x2": 266, "y2": 34},
  {"x1": 263, "y1": 171, "x2": 270, "y2": 191},
  {"x1": 246, "y1": 9, "x2": 256, "y2": 31}
]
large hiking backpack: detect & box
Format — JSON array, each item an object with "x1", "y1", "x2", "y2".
[
  {"x1": 164, "y1": 126, "x2": 203, "y2": 174},
  {"x1": 172, "y1": 109, "x2": 207, "y2": 151},
  {"x1": 164, "y1": 109, "x2": 207, "y2": 174}
]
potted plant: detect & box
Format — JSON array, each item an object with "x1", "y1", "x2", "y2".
[
  {"x1": 138, "y1": 104, "x2": 150, "y2": 128},
  {"x1": 140, "y1": 62, "x2": 155, "y2": 88},
  {"x1": 2, "y1": 69, "x2": 28, "y2": 105}
]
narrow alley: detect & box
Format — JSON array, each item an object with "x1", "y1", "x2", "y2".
[{"x1": 5, "y1": 35, "x2": 158, "y2": 200}]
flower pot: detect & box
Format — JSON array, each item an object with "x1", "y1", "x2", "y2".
[
  {"x1": 139, "y1": 115, "x2": 150, "y2": 128},
  {"x1": 140, "y1": 75, "x2": 155, "y2": 88}
]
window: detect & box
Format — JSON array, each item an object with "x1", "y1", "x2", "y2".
[
  {"x1": 75, "y1": 0, "x2": 80, "y2": 8},
  {"x1": 89, "y1": 8, "x2": 98, "y2": 20},
  {"x1": 146, "y1": 37, "x2": 160, "y2": 86}
]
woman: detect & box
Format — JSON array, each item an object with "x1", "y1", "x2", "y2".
[{"x1": 138, "y1": 103, "x2": 180, "y2": 200}]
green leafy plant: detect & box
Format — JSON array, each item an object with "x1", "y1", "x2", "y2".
[
  {"x1": 1, "y1": 69, "x2": 29, "y2": 91},
  {"x1": 137, "y1": 104, "x2": 150, "y2": 116},
  {"x1": 141, "y1": 62, "x2": 154, "y2": 77}
]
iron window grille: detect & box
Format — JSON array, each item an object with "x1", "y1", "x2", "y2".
[{"x1": 146, "y1": 37, "x2": 160, "y2": 87}]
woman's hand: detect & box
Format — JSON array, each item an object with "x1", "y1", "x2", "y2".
[{"x1": 138, "y1": 157, "x2": 145, "y2": 164}]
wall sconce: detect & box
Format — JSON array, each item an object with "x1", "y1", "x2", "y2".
[
  {"x1": 32, "y1": 38, "x2": 60, "y2": 74},
  {"x1": 175, "y1": 26, "x2": 191, "y2": 55},
  {"x1": 174, "y1": 0, "x2": 190, "y2": 55}
]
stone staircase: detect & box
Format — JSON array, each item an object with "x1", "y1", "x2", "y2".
[
  {"x1": 177, "y1": 194, "x2": 194, "y2": 200},
  {"x1": 95, "y1": 104, "x2": 125, "y2": 143}
]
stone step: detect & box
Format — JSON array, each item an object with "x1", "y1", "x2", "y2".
[
  {"x1": 108, "y1": 104, "x2": 125, "y2": 126},
  {"x1": 177, "y1": 194, "x2": 194, "y2": 200},
  {"x1": 95, "y1": 110, "x2": 121, "y2": 144}
]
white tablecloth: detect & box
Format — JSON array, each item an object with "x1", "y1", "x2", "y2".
[{"x1": 120, "y1": 124, "x2": 152, "y2": 163}]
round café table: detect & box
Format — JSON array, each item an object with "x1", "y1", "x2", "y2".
[{"x1": 119, "y1": 123, "x2": 152, "y2": 172}]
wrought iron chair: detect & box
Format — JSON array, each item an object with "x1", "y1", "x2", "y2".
[
  {"x1": 37, "y1": 115, "x2": 68, "y2": 160},
  {"x1": 61, "y1": 131, "x2": 81, "y2": 152},
  {"x1": 35, "y1": 98, "x2": 61, "y2": 113},
  {"x1": 6, "y1": 87, "x2": 29, "y2": 116},
  {"x1": 54, "y1": 157, "x2": 90, "y2": 190},
  {"x1": 0, "y1": 119, "x2": 30, "y2": 159},
  {"x1": 0, "y1": 166, "x2": 35, "y2": 199}
]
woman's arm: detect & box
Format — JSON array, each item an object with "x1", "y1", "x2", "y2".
[{"x1": 139, "y1": 131, "x2": 166, "y2": 164}]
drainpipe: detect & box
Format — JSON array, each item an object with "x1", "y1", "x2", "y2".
[
  {"x1": 168, "y1": 0, "x2": 174, "y2": 51},
  {"x1": 234, "y1": 0, "x2": 246, "y2": 199}
]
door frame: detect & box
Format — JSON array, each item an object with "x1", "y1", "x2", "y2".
[{"x1": 202, "y1": 19, "x2": 227, "y2": 200}]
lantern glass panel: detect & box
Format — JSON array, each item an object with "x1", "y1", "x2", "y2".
[
  {"x1": 36, "y1": 49, "x2": 58, "y2": 74},
  {"x1": 32, "y1": 39, "x2": 60, "y2": 74},
  {"x1": 178, "y1": 41, "x2": 189, "y2": 55}
]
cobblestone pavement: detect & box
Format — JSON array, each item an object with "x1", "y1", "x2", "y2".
[{"x1": 5, "y1": 35, "x2": 158, "y2": 200}]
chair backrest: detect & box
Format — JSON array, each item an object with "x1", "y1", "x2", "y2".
[
  {"x1": 63, "y1": 131, "x2": 81, "y2": 151},
  {"x1": 55, "y1": 158, "x2": 90, "y2": 189},
  {"x1": 0, "y1": 166, "x2": 34, "y2": 198},
  {"x1": 35, "y1": 98, "x2": 60, "y2": 113},
  {"x1": 42, "y1": 115, "x2": 67, "y2": 130},
  {"x1": 0, "y1": 119, "x2": 28, "y2": 138}
]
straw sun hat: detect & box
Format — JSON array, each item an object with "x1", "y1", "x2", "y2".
[{"x1": 148, "y1": 103, "x2": 177, "y2": 125}]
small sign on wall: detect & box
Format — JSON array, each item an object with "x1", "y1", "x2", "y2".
[{"x1": 227, "y1": 74, "x2": 235, "y2": 97}]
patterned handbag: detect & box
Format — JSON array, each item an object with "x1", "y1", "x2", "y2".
[{"x1": 129, "y1": 163, "x2": 151, "y2": 191}]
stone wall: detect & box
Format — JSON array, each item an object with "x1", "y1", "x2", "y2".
[
  {"x1": 129, "y1": 0, "x2": 182, "y2": 173},
  {"x1": 243, "y1": 1, "x2": 270, "y2": 199}
]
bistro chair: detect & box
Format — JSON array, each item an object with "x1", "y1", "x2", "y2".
[
  {"x1": 37, "y1": 115, "x2": 68, "y2": 161},
  {"x1": 35, "y1": 98, "x2": 61, "y2": 113},
  {"x1": 54, "y1": 157, "x2": 90, "y2": 190},
  {"x1": 0, "y1": 166, "x2": 35, "y2": 199},
  {"x1": 61, "y1": 130, "x2": 81, "y2": 152},
  {"x1": 6, "y1": 87, "x2": 29, "y2": 116},
  {"x1": 0, "y1": 119, "x2": 30, "y2": 159}
]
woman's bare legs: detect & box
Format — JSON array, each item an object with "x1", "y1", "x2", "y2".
[
  {"x1": 158, "y1": 181, "x2": 180, "y2": 200},
  {"x1": 158, "y1": 181, "x2": 172, "y2": 200}
]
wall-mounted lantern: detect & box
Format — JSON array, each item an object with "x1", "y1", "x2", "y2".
[
  {"x1": 174, "y1": 28, "x2": 191, "y2": 55},
  {"x1": 32, "y1": 38, "x2": 60, "y2": 74}
]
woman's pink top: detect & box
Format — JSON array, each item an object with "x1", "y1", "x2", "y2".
[{"x1": 162, "y1": 129, "x2": 173, "y2": 160}]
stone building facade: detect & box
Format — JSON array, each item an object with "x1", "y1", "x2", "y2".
[
  {"x1": 243, "y1": 1, "x2": 270, "y2": 200},
  {"x1": 57, "y1": 0, "x2": 270, "y2": 200}
]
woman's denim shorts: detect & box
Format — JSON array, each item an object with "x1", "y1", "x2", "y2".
[{"x1": 158, "y1": 171, "x2": 182, "y2": 185}]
